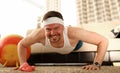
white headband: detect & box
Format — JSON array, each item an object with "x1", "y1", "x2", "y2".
[{"x1": 41, "y1": 17, "x2": 64, "y2": 27}]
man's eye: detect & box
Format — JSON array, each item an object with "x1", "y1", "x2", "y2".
[{"x1": 46, "y1": 29, "x2": 51, "y2": 31}]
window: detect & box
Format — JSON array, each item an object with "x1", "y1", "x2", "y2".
[
  {"x1": 0, "y1": 0, "x2": 46, "y2": 37},
  {"x1": 61, "y1": 0, "x2": 77, "y2": 26}
]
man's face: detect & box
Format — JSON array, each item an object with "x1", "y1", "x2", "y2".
[{"x1": 44, "y1": 24, "x2": 64, "y2": 43}]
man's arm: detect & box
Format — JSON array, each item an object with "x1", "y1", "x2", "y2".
[
  {"x1": 17, "y1": 36, "x2": 33, "y2": 65},
  {"x1": 18, "y1": 29, "x2": 42, "y2": 65},
  {"x1": 82, "y1": 35, "x2": 108, "y2": 70},
  {"x1": 17, "y1": 29, "x2": 45, "y2": 72},
  {"x1": 69, "y1": 27, "x2": 109, "y2": 70}
]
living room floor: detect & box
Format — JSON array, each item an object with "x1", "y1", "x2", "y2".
[{"x1": 0, "y1": 66, "x2": 120, "y2": 73}]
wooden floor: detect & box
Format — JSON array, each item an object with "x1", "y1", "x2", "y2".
[{"x1": 0, "y1": 66, "x2": 120, "y2": 73}]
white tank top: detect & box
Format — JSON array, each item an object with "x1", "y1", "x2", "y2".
[{"x1": 44, "y1": 27, "x2": 75, "y2": 54}]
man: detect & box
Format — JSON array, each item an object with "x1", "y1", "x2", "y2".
[{"x1": 17, "y1": 11, "x2": 108, "y2": 72}]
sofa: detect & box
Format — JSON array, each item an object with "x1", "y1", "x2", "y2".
[{"x1": 27, "y1": 20, "x2": 120, "y2": 66}]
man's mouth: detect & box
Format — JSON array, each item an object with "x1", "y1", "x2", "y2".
[
  {"x1": 52, "y1": 35, "x2": 57, "y2": 39},
  {"x1": 50, "y1": 35, "x2": 60, "y2": 42}
]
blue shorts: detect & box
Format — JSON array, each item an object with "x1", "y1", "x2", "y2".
[{"x1": 73, "y1": 41, "x2": 83, "y2": 51}]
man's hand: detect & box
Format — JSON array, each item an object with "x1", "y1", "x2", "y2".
[
  {"x1": 82, "y1": 64, "x2": 100, "y2": 70},
  {"x1": 19, "y1": 62, "x2": 35, "y2": 72}
]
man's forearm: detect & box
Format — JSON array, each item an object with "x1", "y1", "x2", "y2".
[
  {"x1": 18, "y1": 44, "x2": 27, "y2": 65},
  {"x1": 94, "y1": 39, "x2": 108, "y2": 65}
]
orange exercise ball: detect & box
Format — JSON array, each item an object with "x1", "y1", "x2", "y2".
[{"x1": 0, "y1": 34, "x2": 31, "y2": 67}]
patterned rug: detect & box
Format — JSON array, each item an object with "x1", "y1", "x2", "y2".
[{"x1": 0, "y1": 66, "x2": 120, "y2": 73}]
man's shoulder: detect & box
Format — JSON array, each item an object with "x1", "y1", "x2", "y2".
[
  {"x1": 31, "y1": 28, "x2": 45, "y2": 34},
  {"x1": 27, "y1": 28, "x2": 45, "y2": 38},
  {"x1": 67, "y1": 26, "x2": 82, "y2": 32}
]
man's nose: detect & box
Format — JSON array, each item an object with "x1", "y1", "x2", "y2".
[{"x1": 51, "y1": 30, "x2": 56, "y2": 35}]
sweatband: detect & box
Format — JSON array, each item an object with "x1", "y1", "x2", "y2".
[{"x1": 41, "y1": 17, "x2": 64, "y2": 27}]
